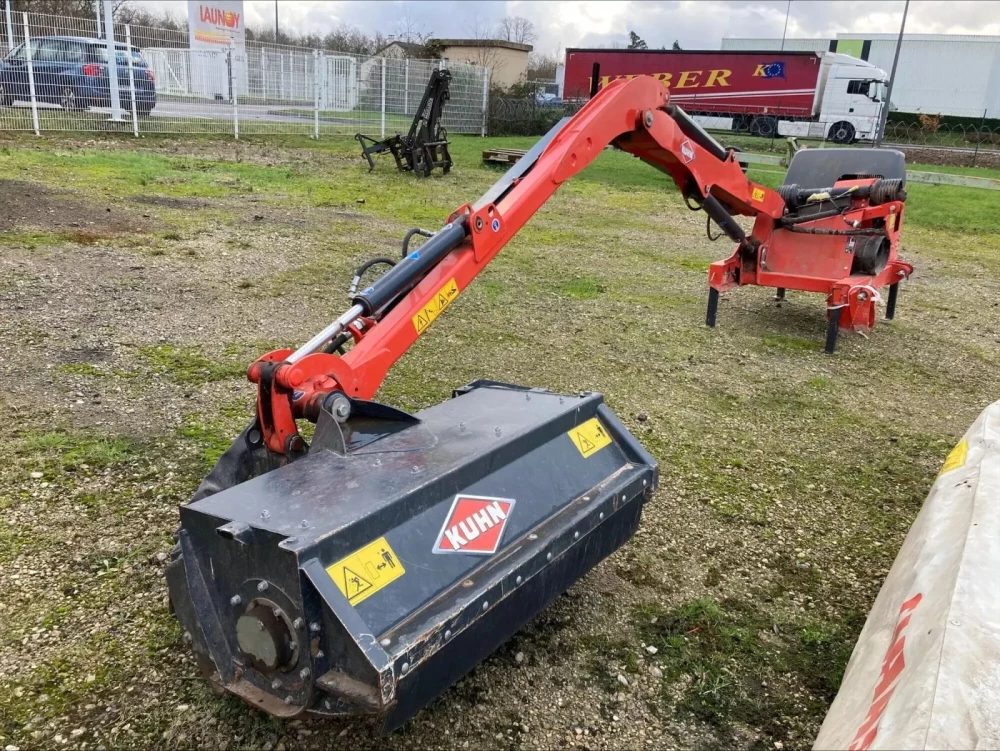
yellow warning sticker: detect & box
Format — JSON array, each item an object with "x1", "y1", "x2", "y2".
[
  {"x1": 752, "y1": 187, "x2": 766, "y2": 202},
  {"x1": 412, "y1": 278, "x2": 460, "y2": 336},
  {"x1": 327, "y1": 537, "x2": 405, "y2": 606},
  {"x1": 568, "y1": 417, "x2": 613, "y2": 459},
  {"x1": 939, "y1": 439, "x2": 968, "y2": 475}
]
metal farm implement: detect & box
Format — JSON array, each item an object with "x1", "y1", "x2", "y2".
[
  {"x1": 167, "y1": 75, "x2": 911, "y2": 734},
  {"x1": 356, "y1": 68, "x2": 453, "y2": 177}
]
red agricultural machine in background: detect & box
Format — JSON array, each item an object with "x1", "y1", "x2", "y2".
[
  {"x1": 706, "y1": 146, "x2": 912, "y2": 353},
  {"x1": 166, "y1": 75, "x2": 911, "y2": 733}
]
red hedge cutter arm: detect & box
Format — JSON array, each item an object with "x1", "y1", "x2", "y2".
[{"x1": 215, "y1": 75, "x2": 781, "y2": 477}]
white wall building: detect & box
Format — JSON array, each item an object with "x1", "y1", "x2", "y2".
[{"x1": 722, "y1": 34, "x2": 1000, "y2": 118}]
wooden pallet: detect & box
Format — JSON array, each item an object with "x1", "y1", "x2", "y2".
[{"x1": 483, "y1": 148, "x2": 528, "y2": 165}]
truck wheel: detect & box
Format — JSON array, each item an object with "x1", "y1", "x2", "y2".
[
  {"x1": 749, "y1": 115, "x2": 778, "y2": 138},
  {"x1": 829, "y1": 121, "x2": 856, "y2": 144}
]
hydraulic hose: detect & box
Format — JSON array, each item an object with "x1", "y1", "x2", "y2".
[{"x1": 348, "y1": 257, "x2": 397, "y2": 296}]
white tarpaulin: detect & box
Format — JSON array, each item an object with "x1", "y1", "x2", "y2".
[{"x1": 814, "y1": 400, "x2": 1000, "y2": 750}]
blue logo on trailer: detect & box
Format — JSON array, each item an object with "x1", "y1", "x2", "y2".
[
  {"x1": 491, "y1": 218, "x2": 500, "y2": 232},
  {"x1": 754, "y1": 62, "x2": 786, "y2": 79}
]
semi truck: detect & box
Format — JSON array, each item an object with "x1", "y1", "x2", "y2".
[{"x1": 562, "y1": 49, "x2": 889, "y2": 143}]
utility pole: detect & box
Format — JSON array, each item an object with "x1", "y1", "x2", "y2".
[
  {"x1": 875, "y1": 0, "x2": 909, "y2": 147},
  {"x1": 274, "y1": 0, "x2": 279, "y2": 44},
  {"x1": 780, "y1": 0, "x2": 791, "y2": 51}
]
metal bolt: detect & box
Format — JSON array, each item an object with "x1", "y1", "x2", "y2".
[
  {"x1": 525, "y1": 392, "x2": 531, "y2": 401},
  {"x1": 261, "y1": 510, "x2": 270, "y2": 520},
  {"x1": 528, "y1": 534, "x2": 538, "y2": 541},
  {"x1": 482, "y1": 601, "x2": 489, "y2": 611},
  {"x1": 643, "y1": 110, "x2": 654, "y2": 128},
  {"x1": 459, "y1": 421, "x2": 466, "y2": 432},
  {"x1": 559, "y1": 396, "x2": 564, "y2": 404},
  {"x1": 444, "y1": 629, "x2": 452, "y2": 640},
  {"x1": 293, "y1": 617, "x2": 304, "y2": 629},
  {"x1": 284, "y1": 537, "x2": 298, "y2": 545},
  {"x1": 583, "y1": 496, "x2": 590, "y2": 501},
  {"x1": 546, "y1": 552, "x2": 553, "y2": 561},
  {"x1": 272, "y1": 607, "x2": 282, "y2": 619},
  {"x1": 401, "y1": 662, "x2": 410, "y2": 675},
  {"x1": 898, "y1": 270, "x2": 906, "y2": 277},
  {"x1": 271, "y1": 679, "x2": 281, "y2": 690},
  {"x1": 230, "y1": 595, "x2": 242, "y2": 607},
  {"x1": 494, "y1": 426, "x2": 502, "y2": 437},
  {"x1": 284, "y1": 695, "x2": 293, "y2": 705},
  {"x1": 248, "y1": 429, "x2": 262, "y2": 444},
  {"x1": 324, "y1": 699, "x2": 332, "y2": 710},
  {"x1": 859, "y1": 292, "x2": 868, "y2": 301},
  {"x1": 182, "y1": 631, "x2": 192, "y2": 644},
  {"x1": 299, "y1": 667, "x2": 310, "y2": 679},
  {"x1": 515, "y1": 576, "x2": 523, "y2": 585},
  {"x1": 642, "y1": 479, "x2": 647, "y2": 487},
  {"x1": 310, "y1": 622, "x2": 321, "y2": 633},
  {"x1": 257, "y1": 581, "x2": 269, "y2": 592},
  {"x1": 335, "y1": 401, "x2": 350, "y2": 418},
  {"x1": 599, "y1": 512, "x2": 605, "y2": 520},
  {"x1": 574, "y1": 531, "x2": 580, "y2": 540},
  {"x1": 380, "y1": 638, "x2": 391, "y2": 647}
]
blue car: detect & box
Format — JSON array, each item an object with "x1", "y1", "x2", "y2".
[{"x1": 0, "y1": 35, "x2": 156, "y2": 115}]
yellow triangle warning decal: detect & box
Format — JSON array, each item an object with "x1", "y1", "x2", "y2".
[
  {"x1": 568, "y1": 417, "x2": 613, "y2": 458},
  {"x1": 411, "y1": 278, "x2": 461, "y2": 336},
  {"x1": 342, "y1": 566, "x2": 373, "y2": 600},
  {"x1": 327, "y1": 537, "x2": 406, "y2": 607}
]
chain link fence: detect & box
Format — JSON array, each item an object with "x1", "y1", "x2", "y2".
[{"x1": 0, "y1": 9, "x2": 489, "y2": 138}]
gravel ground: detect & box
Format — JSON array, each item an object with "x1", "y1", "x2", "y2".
[{"x1": 0, "y1": 134, "x2": 997, "y2": 751}]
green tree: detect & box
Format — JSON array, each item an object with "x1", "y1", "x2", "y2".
[
  {"x1": 627, "y1": 31, "x2": 647, "y2": 50},
  {"x1": 672, "y1": 40, "x2": 682, "y2": 50}
]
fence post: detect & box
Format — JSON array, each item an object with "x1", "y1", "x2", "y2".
[
  {"x1": 102, "y1": 0, "x2": 122, "y2": 122},
  {"x1": 313, "y1": 49, "x2": 320, "y2": 139},
  {"x1": 94, "y1": 0, "x2": 102, "y2": 39},
  {"x1": 480, "y1": 65, "x2": 489, "y2": 137},
  {"x1": 21, "y1": 13, "x2": 38, "y2": 136},
  {"x1": 404, "y1": 58, "x2": 409, "y2": 115},
  {"x1": 229, "y1": 40, "x2": 238, "y2": 139},
  {"x1": 380, "y1": 57, "x2": 386, "y2": 138},
  {"x1": 125, "y1": 25, "x2": 139, "y2": 137},
  {"x1": 5, "y1": 0, "x2": 14, "y2": 54},
  {"x1": 973, "y1": 108, "x2": 986, "y2": 167},
  {"x1": 262, "y1": 48, "x2": 267, "y2": 101}
]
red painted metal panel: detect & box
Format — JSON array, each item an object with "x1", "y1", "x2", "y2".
[{"x1": 564, "y1": 49, "x2": 822, "y2": 117}]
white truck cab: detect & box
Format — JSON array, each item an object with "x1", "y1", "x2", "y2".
[{"x1": 779, "y1": 53, "x2": 888, "y2": 143}]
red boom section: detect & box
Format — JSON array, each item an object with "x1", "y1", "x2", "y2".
[
  {"x1": 564, "y1": 49, "x2": 822, "y2": 117},
  {"x1": 252, "y1": 76, "x2": 782, "y2": 454}
]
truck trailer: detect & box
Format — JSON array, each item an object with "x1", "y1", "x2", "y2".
[{"x1": 563, "y1": 49, "x2": 889, "y2": 143}]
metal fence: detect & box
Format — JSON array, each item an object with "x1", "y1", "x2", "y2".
[
  {"x1": 0, "y1": 9, "x2": 490, "y2": 138},
  {"x1": 492, "y1": 93, "x2": 1000, "y2": 157}
]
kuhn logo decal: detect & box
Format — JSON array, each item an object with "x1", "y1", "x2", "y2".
[
  {"x1": 680, "y1": 139, "x2": 696, "y2": 163},
  {"x1": 432, "y1": 495, "x2": 516, "y2": 555}
]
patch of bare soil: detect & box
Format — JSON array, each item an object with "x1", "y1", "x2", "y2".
[
  {"x1": 129, "y1": 195, "x2": 215, "y2": 210},
  {"x1": 0, "y1": 179, "x2": 155, "y2": 235},
  {"x1": 898, "y1": 146, "x2": 1000, "y2": 169}
]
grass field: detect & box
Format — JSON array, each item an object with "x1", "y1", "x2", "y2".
[{"x1": 0, "y1": 130, "x2": 997, "y2": 751}]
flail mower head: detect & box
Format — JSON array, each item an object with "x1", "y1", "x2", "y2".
[{"x1": 166, "y1": 383, "x2": 656, "y2": 731}]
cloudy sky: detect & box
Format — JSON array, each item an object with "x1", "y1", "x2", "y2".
[{"x1": 146, "y1": 1, "x2": 1000, "y2": 55}]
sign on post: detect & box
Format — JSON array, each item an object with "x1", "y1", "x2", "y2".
[{"x1": 186, "y1": 1, "x2": 246, "y2": 100}]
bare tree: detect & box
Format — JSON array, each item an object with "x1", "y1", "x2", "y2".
[
  {"x1": 496, "y1": 16, "x2": 536, "y2": 45},
  {"x1": 527, "y1": 51, "x2": 558, "y2": 81},
  {"x1": 465, "y1": 15, "x2": 504, "y2": 83},
  {"x1": 394, "y1": 6, "x2": 431, "y2": 45}
]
